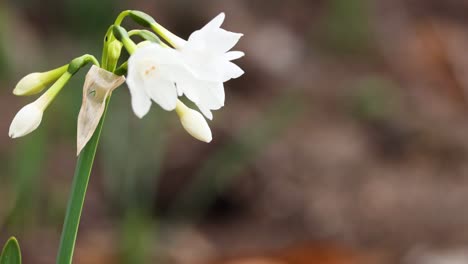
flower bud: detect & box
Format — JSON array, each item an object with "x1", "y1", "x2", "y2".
[
  {"x1": 176, "y1": 100, "x2": 212, "y2": 143},
  {"x1": 108, "y1": 40, "x2": 123, "y2": 63},
  {"x1": 9, "y1": 102, "x2": 43, "y2": 138},
  {"x1": 113, "y1": 26, "x2": 137, "y2": 54},
  {"x1": 13, "y1": 65, "x2": 68, "y2": 96}
]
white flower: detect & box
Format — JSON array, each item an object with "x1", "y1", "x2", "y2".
[
  {"x1": 175, "y1": 100, "x2": 212, "y2": 143},
  {"x1": 179, "y1": 13, "x2": 245, "y2": 83},
  {"x1": 176, "y1": 12, "x2": 244, "y2": 119},
  {"x1": 126, "y1": 44, "x2": 185, "y2": 118},
  {"x1": 9, "y1": 102, "x2": 43, "y2": 138},
  {"x1": 126, "y1": 12, "x2": 244, "y2": 120}
]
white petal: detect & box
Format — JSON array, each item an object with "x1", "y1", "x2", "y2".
[
  {"x1": 177, "y1": 73, "x2": 224, "y2": 108},
  {"x1": 175, "y1": 49, "x2": 222, "y2": 82},
  {"x1": 197, "y1": 105, "x2": 213, "y2": 120},
  {"x1": 222, "y1": 61, "x2": 244, "y2": 81},
  {"x1": 208, "y1": 81, "x2": 225, "y2": 103},
  {"x1": 187, "y1": 27, "x2": 242, "y2": 55},
  {"x1": 207, "y1": 28, "x2": 243, "y2": 53},
  {"x1": 224, "y1": 51, "x2": 245, "y2": 61},
  {"x1": 132, "y1": 43, "x2": 181, "y2": 65},
  {"x1": 187, "y1": 23, "x2": 242, "y2": 54},
  {"x1": 127, "y1": 43, "x2": 186, "y2": 115},
  {"x1": 126, "y1": 78, "x2": 152, "y2": 118},
  {"x1": 177, "y1": 76, "x2": 200, "y2": 104},
  {"x1": 203, "y1": 13, "x2": 225, "y2": 31},
  {"x1": 195, "y1": 82, "x2": 224, "y2": 120},
  {"x1": 145, "y1": 76, "x2": 178, "y2": 111}
]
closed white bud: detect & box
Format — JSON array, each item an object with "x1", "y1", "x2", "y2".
[
  {"x1": 176, "y1": 100, "x2": 212, "y2": 143},
  {"x1": 9, "y1": 102, "x2": 44, "y2": 138},
  {"x1": 13, "y1": 73, "x2": 48, "y2": 96},
  {"x1": 13, "y1": 65, "x2": 68, "y2": 96}
]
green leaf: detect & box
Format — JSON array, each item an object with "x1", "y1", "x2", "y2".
[{"x1": 0, "y1": 237, "x2": 21, "y2": 264}]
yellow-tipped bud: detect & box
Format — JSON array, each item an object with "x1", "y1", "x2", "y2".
[
  {"x1": 175, "y1": 100, "x2": 212, "y2": 143},
  {"x1": 13, "y1": 65, "x2": 68, "y2": 96},
  {"x1": 9, "y1": 102, "x2": 43, "y2": 138}
]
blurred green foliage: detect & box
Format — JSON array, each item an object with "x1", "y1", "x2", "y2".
[
  {"x1": 350, "y1": 75, "x2": 401, "y2": 122},
  {"x1": 0, "y1": 7, "x2": 9, "y2": 77},
  {"x1": 5, "y1": 130, "x2": 46, "y2": 229},
  {"x1": 63, "y1": 0, "x2": 120, "y2": 38},
  {"x1": 321, "y1": 0, "x2": 374, "y2": 55}
]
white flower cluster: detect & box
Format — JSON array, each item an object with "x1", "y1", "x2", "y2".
[{"x1": 127, "y1": 13, "x2": 244, "y2": 142}]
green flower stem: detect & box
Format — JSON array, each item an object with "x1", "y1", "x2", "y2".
[
  {"x1": 121, "y1": 38, "x2": 136, "y2": 54},
  {"x1": 35, "y1": 72, "x2": 72, "y2": 110},
  {"x1": 35, "y1": 54, "x2": 99, "y2": 112},
  {"x1": 113, "y1": 26, "x2": 137, "y2": 55},
  {"x1": 114, "y1": 10, "x2": 131, "y2": 26},
  {"x1": 128, "y1": 29, "x2": 162, "y2": 44},
  {"x1": 115, "y1": 10, "x2": 180, "y2": 48},
  {"x1": 149, "y1": 22, "x2": 181, "y2": 48},
  {"x1": 114, "y1": 61, "x2": 128, "y2": 76},
  {"x1": 56, "y1": 44, "x2": 117, "y2": 264},
  {"x1": 56, "y1": 98, "x2": 111, "y2": 264},
  {"x1": 40, "y1": 64, "x2": 69, "y2": 83}
]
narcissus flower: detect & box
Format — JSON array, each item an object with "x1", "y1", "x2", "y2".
[
  {"x1": 165, "y1": 12, "x2": 244, "y2": 119},
  {"x1": 125, "y1": 12, "x2": 244, "y2": 142},
  {"x1": 126, "y1": 44, "x2": 183, "y2": 117},
  {"x1": 178, "y1": 12, "x2": 245, "y2": 83}
]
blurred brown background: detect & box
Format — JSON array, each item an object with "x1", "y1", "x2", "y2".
[{"x1": 2, "y1": 0, "x2": 468, "y2": 263}]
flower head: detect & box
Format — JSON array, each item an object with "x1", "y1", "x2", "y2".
[
  {"x1": 9, "y1": 102, "x2": 43, "y2": 138},
  {"x1": 126, "y1": 44, "x2": 184, "y2": 118},
  {"x1": 180, "y1": 13, "x2": 245, "y2": 83},
  {"x1": 173, "y1": 13, "x2": 244, "y2": 119},
  {"x1": 126, "y1": 12, "x2": 244, "y2": 122}
]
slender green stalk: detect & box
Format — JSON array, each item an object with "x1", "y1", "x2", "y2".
[
  {"x1": 56, "y1": 35, "x2": 117, "y2": 264},
  {"x1": 56, "y1": 98, "x2": 111, "y2": 264}
]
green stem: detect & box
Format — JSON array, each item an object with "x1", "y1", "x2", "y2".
[
  {"x1": 114, "y1": 10, "x2": 131, "y2": 26},
  {"x1": 56, "y1": 40, "x2": 116, "y2": 264},
  {"x1": 35, "y1": 72, "x2": 72, "y2": 110},
  {"x1": 55, "y1": 103, "x2": 109, "y2": 264}
]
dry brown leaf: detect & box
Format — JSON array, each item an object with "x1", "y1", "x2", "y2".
[{"x1": 77, "y1": 65, "x2": 125, "y2": 155}]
